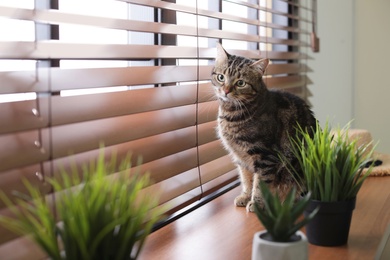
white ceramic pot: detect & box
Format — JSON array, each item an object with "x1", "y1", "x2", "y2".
[{"x1": 252, "y1": 230, "x2": 308, "y2": 260}]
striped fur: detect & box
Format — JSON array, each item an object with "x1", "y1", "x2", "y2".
[{"x1": 212, "y1": 44, "x2": 317, "y2": 212}]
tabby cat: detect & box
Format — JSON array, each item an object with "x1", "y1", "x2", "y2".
[{"x1": 211, "y1": 44, "x2": 317, "y2": 212}]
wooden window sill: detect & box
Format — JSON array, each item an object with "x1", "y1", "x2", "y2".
[
  {"x1": 0, "y1": 177, "x2": 389, "y2": 259},
  {"x1": 140, "y1": 177, "x2": 390, "y2": 260}
]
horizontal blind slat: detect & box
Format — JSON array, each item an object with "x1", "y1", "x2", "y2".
[
  {"x1": 51, "y1": 105, "x2": 197, "y2": 159},
  {"x1": 0, "y1": 42, "x2": 197, "y2": 60},
  {"x1": 266, "y1": 75, "x2": 308, "y2": 90},
  {"x1": 278, "y1": 0, "x2": 312, "y2": 11},
  {"x1": 156, "y1": 186, "x2": 202, "y2": 216},
  {"x1": 0, "y1": 69, "x2": 50, "y2": 94},
  {"x1": 198, "y1": 140, "x2": 228, "y2": 166},
  {"x1": 0, "y1": 231, "x2": 45, "y2": 258},
  {"x1": 121, "y1": 0, "x2": 308, "y2": 34},
  {"x1": 0, "y1": 106, "x2": 198, "y2": 173},
  {"x1": 145, "y1": 169, "x2": 202, "y2": 208},
  {"x1": 122, "y1": 0, "x2": 307, "y2": 21},
  {"x1": 0, "y1": 6, "x2": 198, "y2": 35},
  {"x1": 0, "y1": 164, "x2": 45, "y2": 211},
  {"x1": 0, "y1": 63, "x2": 311, "y2": 95},
  {"x1": 51, "y1": 127, "x2": 197, "y2": 177},
  {"x1": 198, "y1": 121, "x2": 218, "y2": 146},
  {"x1": 200, "y1": 155, "x2": 236, "y2": 186},
  {"x1": 50, "y1": 66, "x2": 200, "y2": 91},
  {"x1": 133, "y1": 149, "x2": 199, "y2": 185},
  {"x1": 266, "y1": 63, "x2": 310, "y2": 75},
  {"x1": 0, "y1": 66, "x2": 201, "y2": 92},
  {"x1": 201, "y1": 169, "x2": 238, "y2": 196},
  {"x1": 198, "y1": 101, "x2": 219, "y2": 124},
  {"x1": 0, "y1": 130, "x2": 50, "y2": 172},
  {"x1": 0, "y1": 6, "x2": 308, "y2": 42},
  {"x1": 126, "y1": 0, "x2": 303, "y2": 21},
  {"x1": 0, "y1": 42, "x2": 309, "y2": 60},
  {"x1": 223, "y1": 0, "x2": 310, "y2": 22},
  {"x1": 0, "y1": 84, "x2": 201, "y2": 136},
  {"x1": 52, "y1": 85, "x2": 197, "y2": 126},
  {"x1": 218, "y1": 49, "x2": 308, "y2": 60},
  {"x1": 197, "y1": 82, "x2": 216, "y2": 103},
  {"x1": 0, "y1": 98, "x2": 49, "y2": 134}
]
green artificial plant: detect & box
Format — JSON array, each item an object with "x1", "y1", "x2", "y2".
[
  {"x1": 0, "y1": 151, "x2": 164, "y2": 260},
  {"x1": 254, "y1": 181, "x2": 318, "y2": 243},
  {"x1": 289, "y1": 120, "x2": 374, "y2": 202}
]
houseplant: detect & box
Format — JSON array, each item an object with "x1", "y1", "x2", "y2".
[
  {"x1": 288, "y1": 121, "x2": 374, "y2": 246},
  {"x1": 252, "y1": 180, "x2": 318, "y2": 260},
  {"x1": 0, "y1": 151, "x2": 164, "y2": 260}
]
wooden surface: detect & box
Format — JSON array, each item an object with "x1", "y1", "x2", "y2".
[{"x1": 139, "y1": 177, "x2": 390, "y2": 260}]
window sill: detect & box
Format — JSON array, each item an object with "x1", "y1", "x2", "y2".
[
  {"x1": 140, "y1": 176, "x2": 390, "y2": 260},
  {"x1": 0, "y1": 177, "x2": 389, "y2": 260}
]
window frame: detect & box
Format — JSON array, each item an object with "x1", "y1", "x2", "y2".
[{"x1": 0, "y1": 0, "x2": 313, "y2": 255}]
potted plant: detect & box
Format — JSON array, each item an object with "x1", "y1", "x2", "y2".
[
  {"x1": 288, "y1": 121, "x2": 374, "y2": 246},
  {"x1": 252, "y1": 181, "x2": 318, "y2": 260},
  {"x1": 0, "y1": 151, "x2": 164, "y2": 260}
]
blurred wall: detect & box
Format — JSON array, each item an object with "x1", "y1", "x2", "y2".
[
  {"x1": 308, "y1": 0, "x2": 390, "y2": 152},
  {"x1": 307, "y1": 0, "x2": 354, "y2": 127},
  {"x1": 354, "y1": 0, "x2": 390, "y2": 153}
]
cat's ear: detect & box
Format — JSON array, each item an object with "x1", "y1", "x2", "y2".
[
  {"x1": 251, "y1": 58, "x2": 269, "y2": 75},
  {"x1": 215, "y1": 43, "x2": 229, "y2": 66}
]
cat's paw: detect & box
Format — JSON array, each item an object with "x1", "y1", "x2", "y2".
[
  {"x1": 234, "y1": 194, "x2": 251, "y2": 207},
  {"x1": 246, "y1": 200, "x2": 264, "y2": 213},
  {"x1": 246, "y1": 200, "x2": 255, "y2": 212}
]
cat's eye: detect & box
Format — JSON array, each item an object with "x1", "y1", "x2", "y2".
[
  {"x1": 236, "y1": 80, "x2": 246, "y2": 88},
  {"x1": 216, "y1": 74, "x2": 225, "y2": 82}
]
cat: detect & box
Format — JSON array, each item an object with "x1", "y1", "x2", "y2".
[{"x1": 211, "y1": 43, "x2": 317, "y2": 212}]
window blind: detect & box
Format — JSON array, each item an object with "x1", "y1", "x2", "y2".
[{"x1": 0, "y1": 0, "x2": 314, "y2": 256}]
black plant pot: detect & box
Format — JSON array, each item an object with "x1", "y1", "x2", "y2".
[{"x1": 304, "y1": 198, "x2": 356, "y2": 247}]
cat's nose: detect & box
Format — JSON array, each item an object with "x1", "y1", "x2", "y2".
[{"x1": 223, "y1": 87, "x2": 231, "y2": 95}]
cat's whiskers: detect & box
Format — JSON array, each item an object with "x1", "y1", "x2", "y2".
[
  {"x1": 235, "y1": 97, "x2": 252, "y2": 119},
  {"x1": 198, "y1": 97, "x2": 220, "y2": 124},
  {"x1": 233, "y1": 99, "x2": 246, "y2": 117},
  {"x1": 203, "y1": 91, "x2": 218, "y2": 103}
]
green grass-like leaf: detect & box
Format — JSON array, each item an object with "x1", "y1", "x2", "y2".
[
  {"x1": 254, "y1": 181, "x2": 318, "y2": 242},
  {"x1": 0, "y1": 150, "x2": 165, "y2": 260},
  {"x1": 288, "y1": 120, "x2": 375, "y2": 202}
]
